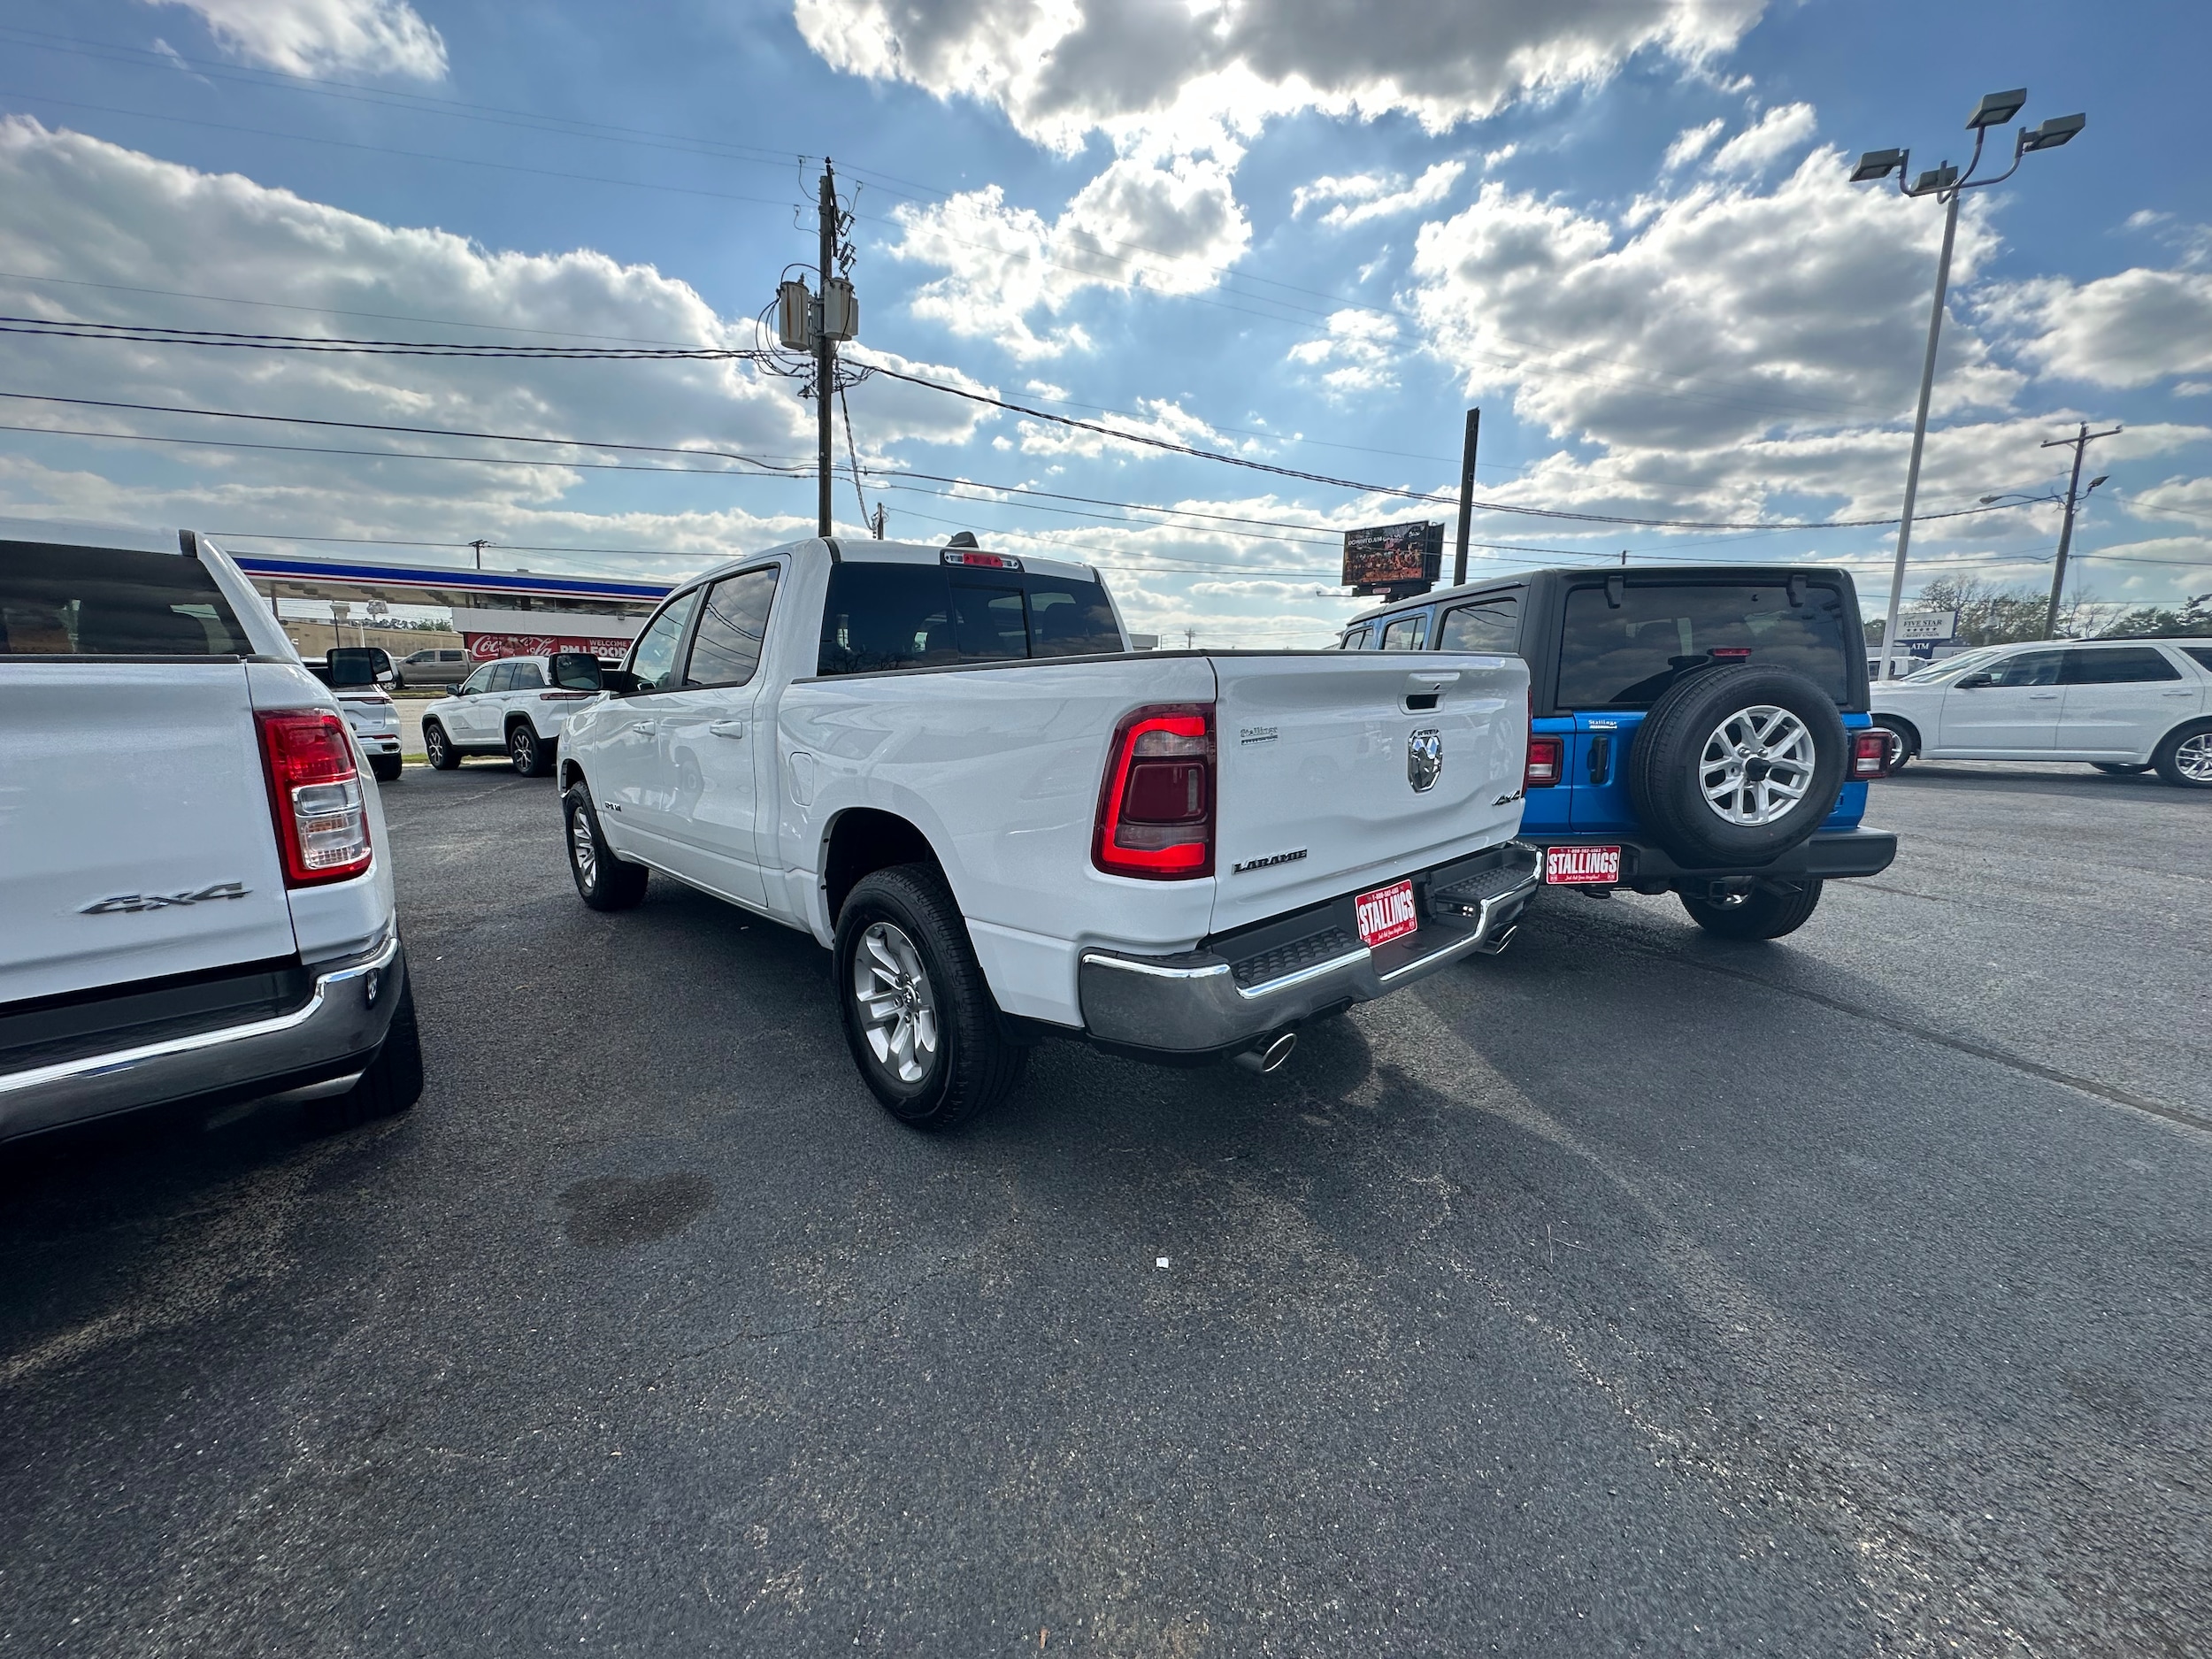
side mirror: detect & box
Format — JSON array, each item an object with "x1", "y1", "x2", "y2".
[
  {"x1": 602, "y1": 668, "x2": 641, "y2": 696},
  {"x1": 375, "y1": 666, "x2": 397, "y2": 687},
  {"x1": 549, "y1": 650, "x2": 604, "y2": 692},
  {"x1": 1956, "y1": 672, "x2": 1993, "y2": 689}
]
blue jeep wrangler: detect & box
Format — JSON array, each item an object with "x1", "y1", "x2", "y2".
[{"x1": 1342, "y1": 566, "x2": 1897, "y2": 939}]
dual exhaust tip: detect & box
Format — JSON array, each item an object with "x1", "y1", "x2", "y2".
[{"x1": 1232, "y1": 1030, "x2": 1298, "y2": 1074}]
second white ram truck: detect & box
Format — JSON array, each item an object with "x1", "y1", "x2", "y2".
[{"x1": 557, "y1": 535, "x2": 1539, "y2": 1126}]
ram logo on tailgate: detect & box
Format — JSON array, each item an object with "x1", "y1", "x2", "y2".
[{"x1": 1406, "y1": 728, "x2": 1443, "y2": 793}]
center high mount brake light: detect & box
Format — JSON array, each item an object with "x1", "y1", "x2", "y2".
[
  {"x1": 1094, "y1": 703, "x2": 1215, "y2": 879},
  {"x1": 257, "y1": 709, "x2": 373, "y2": 885},
  {"x1": 942, "y1": 549, "x2": 1023, "y2": 572}
]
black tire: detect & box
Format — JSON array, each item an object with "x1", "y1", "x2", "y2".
[
  {"x1": 1868, "y1": 717, "x2": 1916, "y2": 776},
  {"x1": 1680, "y1": 879, "x2": 1824, "y2": 941},
  {"x1": 509, "y1": 721, "x2": 552, "y2": 776},
  {"x1": 833, "y1": 864, "x2": 1025, "y2": 1129},
  {"x1": 2091, "y1": 762, "x2": 2152, "y2": 776},
  {"x1": 370, "y1": 754, "x2": 403, "y2": 783},
  {"x1": 563, "y1": 783, "x2": 649, "y2": 910},
  {"x1": 2151, "y1": 720, "x2": 2212, "y2": 790},
  {"x1": 1628, "y1": 664, "x2": 1848, "y2": 866},
  {"x1": 424, "y1": 720, "x2": 459, "y2": 770},
  {"x1": 311, "y1": 967, "x2": 424, "y2": 1132}
]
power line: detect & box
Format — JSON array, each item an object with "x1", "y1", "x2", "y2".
[{"x1": 0, "y1": 315, "x2": 764, "y2": 360}]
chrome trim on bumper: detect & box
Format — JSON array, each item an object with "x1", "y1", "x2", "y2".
[
  {"x1": 1079, "y1": 845, "x2": 1539, "y2": 1056},
  {"x1": 0, "y1": 932, "x2": 403, "y2": 1137}
]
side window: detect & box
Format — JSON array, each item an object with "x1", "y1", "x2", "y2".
[
  {"x1": 1023, "y1": 577, "x2": 1123, "y2": 657},
  {"x1": 626, "y1": 590, "x2": 702, "y2": 693},
  {"x1": 488, "y1": 664, "x2": 517, "y2": 693},
  {"x1": 685, "y1": 566, "x2": 780, "y2": 687},
  {"x1": 2185, "y1": 646, "x2": 2212, "y2": 673},
  {"x1": 442, "y1": 650, "x2": 465, "y2": 663},
  {"x1": 1436, "y1": 595, "x2": 1519, "y2": 654},
  {"x1": 507, "y1": 661, "x2": 544, "y2": 689},
  {"x1": 2062, "y1": 647, "x2": 2181, "y2": 685},
  {"x1": 1985, "y1": 650, "x2": 2063, "y2": 687},
  {"x1": 1338, "y1": 626, "x2": 1370, "y2": 650},
  {"x1": 458, "y1": 664, "x2": 496, "y2": 695},
  {"x1": 1380, "y1": 612, "x2": 1429, "y2": 651}
]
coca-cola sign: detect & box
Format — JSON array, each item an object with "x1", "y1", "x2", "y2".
[{"x1": 464, "y1": 632, "x2": 631, "y2": 661}]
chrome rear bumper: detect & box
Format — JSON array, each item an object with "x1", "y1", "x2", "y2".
[
  {"x1": 1079, "y1": 843, "x2": 1539, "y2": 1057},
  {"x1": 0, "y1": 933, "x2": 403, "y2": 1139}
]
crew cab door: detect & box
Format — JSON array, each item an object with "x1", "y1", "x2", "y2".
[
  {"x1": 1938, "y1": 649, "x2": 2063, "y2": 753},
  {"x1": 652, "y1": 565, "x2": 780, "y2": 907},
  {"x1": 2055, "y1": 645, "x2": 2195, "y2": 757},
  {"x1": 448, "y1": 662, "x2": 503, "y2": 742},
  {"x1": 588, "y1": 589, "x2": 700, "y2": 862}
]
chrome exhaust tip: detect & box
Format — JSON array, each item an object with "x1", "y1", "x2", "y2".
[
  {"x1": 1233, "y1": 1031, "x2": 1298, "y2": 1073},
  {"x1": 1475, "y1": 923, "x2": 1517, "y2": 956}
]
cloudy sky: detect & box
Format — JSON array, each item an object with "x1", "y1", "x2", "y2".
[{"x1": 2, "y1": 0, "x2": 2208, "y2": 642}]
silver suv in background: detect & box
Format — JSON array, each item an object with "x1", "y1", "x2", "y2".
[
  {"x1": 0, "y1": 519, "x2": 423, "y2": 1140},
  {"x1": 396, "y1": 647, "x2": 471, "y2": 687}
]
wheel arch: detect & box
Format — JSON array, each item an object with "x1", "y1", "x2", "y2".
[{"x1": 822, "y1": 806, "x2": 948, "y2": 927}]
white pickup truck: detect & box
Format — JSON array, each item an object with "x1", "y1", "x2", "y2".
[
  {"x1": 557, "y1": 534, "x2": 1540, "y2": 1127},
  {"x1": 0, "y1": 519, "x2": 422, "y2": 1141}
]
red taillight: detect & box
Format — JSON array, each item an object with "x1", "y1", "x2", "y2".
[
  {"x1": 1853, "y1": 732, "x2": 1889, "y2": 779},
  {"x1": 1094, "y1": 703, "x2": 1214, "y2": 879},
  {"x1": 1525, "y1": 734, "x2": 1563, "y2": 788},
  {"x1": 257, "y1": 709, "x2": 373, "y2": 886}
]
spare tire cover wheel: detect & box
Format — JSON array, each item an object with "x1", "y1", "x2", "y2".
[{"x1": 1627, "y1": 664, "x2": 1848, "y2": 865}]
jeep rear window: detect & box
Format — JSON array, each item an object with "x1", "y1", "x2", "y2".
[
  {"x1": 0, "y1": 538, "x2": 253, "y2": 657},
  {"x1": 1556, "y1": 580, "x2": 1851, "y2": 709},
  {"x1": 817, "y1": 563, "x2": 1122, "y2": 676}
]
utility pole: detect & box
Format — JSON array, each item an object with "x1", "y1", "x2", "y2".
[
  {"x1": 1451, "y1": 407, "x2": 1479, "y2": 587},
  {"x1": 871, "y1": 502, "x2": 886, "y2": 540},
  {"x1": 1851, "y1": 90, "x2": 2085, "y2": 677},
  {"x1": 2040, "y1": 420, "x2": 2120, "y2": 638},
  {"x1": 817, "y1": 160, "x2": 838, "y2": 540},
  {"x1": 468, "y1": 538, "x2": 491, "y2": 572}
]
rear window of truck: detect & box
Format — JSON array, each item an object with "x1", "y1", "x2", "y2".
[
  {"x1": 817, "y1": 563, "x2": 1122, "y2": 676},
  {"x1": 0, "y1": 538, "x2": 253, "y2": 657},
  {"x1": 1556, "y1": 580, "x2": 1850, "y2": 709}
]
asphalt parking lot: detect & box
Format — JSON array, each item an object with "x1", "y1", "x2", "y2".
[{"x1": 3, "y1": 762, "x2": 2207, "y2": 1656}]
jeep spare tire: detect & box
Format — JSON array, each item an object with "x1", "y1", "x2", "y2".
[{"x1": 1627, "y1": 663, "x2": 1848, "y2": 867}]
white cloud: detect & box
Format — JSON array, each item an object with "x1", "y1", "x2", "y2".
[
  {"x1": 795, "y1": 0, "x2": 1767, "y2": 153},
  {"x1": 1286, "y1": 310, "x2": 1402, "y2": 394},
  {"x1": 1010, "y1": 396, "x2": 1230, "y2": 460},
  {"x1": 144, "y1": 0, "x2": 448, "y2": 80},
  {"x1": 1710, "y1": 102, "x2": 1816, "y2": 174},
  {"x1": 1294, "y1": 161, "x2": 1464, "y2": 229},
  {"x1": 1988, "y1": 268, "x2": 2212, "y2": 389},
  {"x1": 0, "y1": 119, "x2": 984, "y2": 559},
  {"x1": 1409, "y1": 148, "x2": 2023, "y2": 456},
  {"x1": 887, "y1": 157, "x2": 1251, "y2": 359},
  {"x1": 1661, "y1": 119, "x2": 1724, "y2": 173}
]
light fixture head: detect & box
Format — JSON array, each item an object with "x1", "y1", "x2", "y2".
[
  {"x1": 1978, "y1": 495, "x2": 2001, "y2": 504},
  {"x1": 1850, "y1": 147, "x2": 1908, "y2": 183},
  {"x1": 1908, "y1": 164, "x2": 1960, "y2": 196},
  {"x1": 2087, "y1": 474, "x2": 2108, "y2": 489},
  {"x1": 1968, "y1": 88, "x2": 2029, "y2": 130},
  {"x1": 2021, "y1": 112, "x2": 2086, "y2": 151}
]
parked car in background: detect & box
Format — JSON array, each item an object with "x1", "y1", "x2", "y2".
[
  {"x1": 557, "y1": 534, "x2": 1538, "y2": 1127},
  {"x1": 305, "y1": 646, "x2": 403, "y2": 782},
  {"x1": 0, "y1": 518, "x2": 422, "y2": 1141},
  {"x1": 1869, "y1": 637, "x2": 2212, "y2": 787},
  {"x1": 396, "y1": 646, "x2": 471, "y2": 688},
  {"x1": 1344, "y1": 565, "x2": 1895, "y2": 940},
  {"x1": 420, "y1": 654, "x2": 596, "y2": 774}
]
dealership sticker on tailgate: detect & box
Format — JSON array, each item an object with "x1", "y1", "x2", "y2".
[
  {"x1": 1354, "y1": 878, "x2": 1420, "y2": 948},
  {"x1": 1546, "y1": 846, "x2": 1621, "y2": 886}
]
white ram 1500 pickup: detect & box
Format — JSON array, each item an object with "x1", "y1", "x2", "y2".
[
  {"x1": 557, "y1": 535, "x2": 1540, "y2": 1127},
  {"x1": 0, "y1": 519, "x2": 423, "y2": 1141}
]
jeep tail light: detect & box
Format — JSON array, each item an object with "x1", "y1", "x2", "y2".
[
  {"x1": 1852, "y1": 732, "x2": 1889, "y2": 779},
  {"x1": 1094, "y1": 703, "x2": 1214, "y2": 879},
  {"x1": 1525, "y1": 734, "x2": 1563, "y2": 788},
  {"x1": 257, "y1": 709, "x2": 373, "y2": 885}
]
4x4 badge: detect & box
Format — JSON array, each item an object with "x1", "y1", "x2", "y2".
[
  {"x1": 1407, "y1": 728, "x2": 1443, "y2": 793},
  {"x1": 81, "y1": 882, "x2": 250, "y2": 915}
]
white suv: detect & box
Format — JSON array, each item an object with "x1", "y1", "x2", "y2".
[
  {"x1": 1870, "y1": 637, "x2": 2212, "y2": 787},
  {"x1": 419, "y1": 655, "x2": 595, "y2": 775}
]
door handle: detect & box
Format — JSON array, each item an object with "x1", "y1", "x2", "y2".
[
  {"x1": 2162, "y1": 690, "x2": 2193, "y2": 697},
  {"x1": 629, "y1": 719, "x2": 658, "y2": 733},
  {"x1": 708, "y1": 721, "x2": 747, "y2": 740},
  {"x1": 2028, "y1": 692, "x2": 2059, "y2": 701}
]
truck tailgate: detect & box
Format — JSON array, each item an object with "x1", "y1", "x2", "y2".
[
  {"x1": 0, "y1": 664, "x2": 298, "y2": 1003},
  {"x1": 1210, "y1": 651, "x2": 1526, "y2": 934}
]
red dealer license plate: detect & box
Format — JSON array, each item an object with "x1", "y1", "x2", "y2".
[
  {"x1": 1546, "y1": 846, "x2": 1621, "y2": 886},
  {"x1": 1355, "y1": 878, "x2": 1420, "y2": 948}
]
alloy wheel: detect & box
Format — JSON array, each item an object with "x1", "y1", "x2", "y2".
[
  {"x1": 570, "y1": 806, "x2": 597, "y2": 889},
  {"x1": 2177, "y1": 731, "x2": 2212, "y2": 783},
  {"x1": 1699, "y1": 704, "x2": 1816, "y2": 826},
  {"x1": 851, "y1": 921, "x2": 939, "y2": 1084}
]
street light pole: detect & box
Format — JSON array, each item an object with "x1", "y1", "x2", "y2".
[
  {"x1": 2040, "y1": 421, "x2": 2120, "y2": 638},
  {"x1": 1853, "y1": 92, "x2": 2085, "y2": 679}
]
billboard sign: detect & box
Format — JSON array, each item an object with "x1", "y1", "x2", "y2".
[
  {"x1": 1343, "y1": 521, "x2": 1443, "y2": 595},
  {"x1": 1894, "y1": 610, "x2": 1959, "y2": 642}
]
